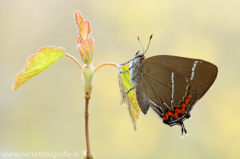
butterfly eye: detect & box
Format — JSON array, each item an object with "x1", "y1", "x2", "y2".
[{"x1": 136, "y1": 54, "x2": 144, "y2": 58}]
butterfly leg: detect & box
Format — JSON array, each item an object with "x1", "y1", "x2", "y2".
[
  {"x1": 119, "y1": 58, "x2": 134, "y2": 65},
  {"x1": 120, "y1": 65, "x2": 133, "y2": 73},
  {"x1": 123, "y1": 85, "x2": 137, "y2": 97}
]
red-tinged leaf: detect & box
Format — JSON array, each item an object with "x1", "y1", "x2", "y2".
[
  {"x1": 75, "y1": 11, "x2": 84, "y2": 29},
  {"x1": 78, "y1": 21, "x2": 91, "y2": 42},
  {"x1": 118, "y1": 64, "x2": 141, "y2": 131},
  {"x1": 78, "y1": 37, "x2": 96, "y2": 65},
  {"x1": 13, "y1": 46, "x2": 67, "y2": 91},
  {"x1": 75, "y1": 11, "x2": 91, "y2": 43},
  {"x1": 76, "y1": 36, "x2": 81, "y2": 44}
]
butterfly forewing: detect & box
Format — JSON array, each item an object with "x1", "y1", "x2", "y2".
[{"x1": 144, "y1": 55, "x2": 218, "y2": 100}]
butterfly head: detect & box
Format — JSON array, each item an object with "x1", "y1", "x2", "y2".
[{"x1": 134, "y1": 50, "x2": 145, "y2": 59}]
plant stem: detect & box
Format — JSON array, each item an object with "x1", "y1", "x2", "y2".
[
  {"x1": 65, "y1": 53, "x2": 82, "y2": 70},
  {"x1": 85, "y1": 98, "x2": 91, "y2": 159},
  {"x1": 94, "y1": 62, "x2": 118, "y2": 73}
]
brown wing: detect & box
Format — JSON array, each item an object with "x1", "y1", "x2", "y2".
[
  {"x1": 136, "y1": 61, "x2": 197, "y2": 117},
  {"x1": 143, "y1": 55, "x2": 218, "y2": 100},
  {"x1": 136, "y1": 85, "x2": 150, "y2": 114}
]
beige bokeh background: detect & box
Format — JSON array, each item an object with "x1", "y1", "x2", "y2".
[{"x1": 1, "y1": 0, "x2": 240, "y2": 159}]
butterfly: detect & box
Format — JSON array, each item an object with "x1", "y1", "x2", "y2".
[{"x1": 120, "y1": 35, "x2": 218, "y2": 137}]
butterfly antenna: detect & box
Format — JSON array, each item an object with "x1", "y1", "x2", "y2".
[
  {"x1": 137, "y1": 36, "x2": 145, "y2": 54},
  {"x1": 144, "y1": 34, "x2": 153, "y2": 54}
]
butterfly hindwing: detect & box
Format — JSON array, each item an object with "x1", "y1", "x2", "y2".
[{"x1": 136, "y1": 59, "x2": 198, "y2": 125}]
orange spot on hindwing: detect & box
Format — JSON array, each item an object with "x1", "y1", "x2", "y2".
[{"x1": 162, "y1": 94, "x2": 191, "y2": 122}]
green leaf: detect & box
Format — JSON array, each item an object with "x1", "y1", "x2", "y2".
[
  {"x1": 13, "y1": 46, "x2": 67, "y2": 91},
  {"x1": 118, "y1": 64, "x2": 141, "y2": 131}
]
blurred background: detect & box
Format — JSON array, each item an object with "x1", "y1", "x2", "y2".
[{"x1": 0, "y1": 0, "x2": 240, "y2": 159}]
